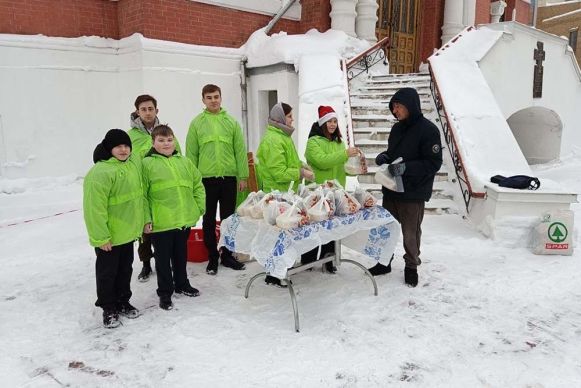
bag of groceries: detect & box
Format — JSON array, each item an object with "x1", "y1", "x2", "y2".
[{"x1": 344, "y1": 150, "x2": 368, "y2": 175}]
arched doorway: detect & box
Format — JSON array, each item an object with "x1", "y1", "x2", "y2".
[
  {"x1": 376, "y1": 0, "x2": 421, "y2": 73},
  {"x1": 507, "y1": 107, "x2": 563, "y2": 165}
]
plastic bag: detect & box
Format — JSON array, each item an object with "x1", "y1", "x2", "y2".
[
  {"x1": 531, "y1": 210, "x2": 574, "y2": 255},
  {"x1": 237, "y1": 191, "x2": 262, "y2": 216},
  {"x1": 374, "y1": 158, "x2": 404, "y2": 192},
  {"x1": 344, "y1": 151, "x2": 368, "y2": 175},
  {"x1": 307, "y1": 194, "x2": 333, "y2": 222},
  {"x1": 334, "y1": 189, "x2": 361, "y2": 215},
  {"x1": 276, "y1": 200, "x2": 308, "y2": 229},
  {"x1": 353, "y1": 188, "x2": 377, "y2": 208},
  {"x1": 264, "y1": 200, "x2": 291, "y2": 225},
  {"x1": 250, "y1": 191, "x2": 279, "y2": 219}
]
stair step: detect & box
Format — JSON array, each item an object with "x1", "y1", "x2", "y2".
[
  {"x1": 369, "y1": 73, "x2": 431, "y2": 82},
  {"x1": 353, "y1": 127, "x2": 391, "y2": 134},
  {"x1": 364, "y1": 80, "x2": 431, "y2": 89},
  {"x1": 351, "y1": 114, "x2": 397, "y2": 122},
  {"x1": 350, "y1": 91, "x2": 432, "y2": 99},
  {"x1": 355, "y1": 138, "x2": 387, "y2": 146},
  {"x1": 360, "y1": 85, "x2": 431, "y2": 92}
]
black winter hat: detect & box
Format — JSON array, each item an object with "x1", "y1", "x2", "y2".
[{"x1": 102, "y1": 129, "x2": 132, "y2": 153}]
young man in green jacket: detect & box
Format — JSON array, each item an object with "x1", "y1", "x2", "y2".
[
  {"x1": 128, "y1": 94, "x2": 182, "y2": 282},
  {"x1": 142, "y1": 125, "x2": 206, "y2": 310},
  {"x1": 83, "y1": 129, "x2": 144, "y2": 328},
  {"x1": 186, "y1": 84, "x2": 249, "y2": 275}
]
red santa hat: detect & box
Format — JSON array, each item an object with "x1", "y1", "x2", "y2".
[{"x1": 318, "y1": 105, "x2": 337, "y2": 127}]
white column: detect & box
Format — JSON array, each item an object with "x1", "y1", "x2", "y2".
[
  {"x1": 490, "y1": 1, "x2": 507, "y2": 23},
  {"x1": 330, "y1": 0, "x2": 357, "y2": 38},
  {"x1": 441, "y1": 0, "x2": 465, "y2": 45},
  {"x1": 463, "y1": 0, "x2": 476, "y2": 27},
  {"x1": 355, "y1": 0, "x2": 378, "y2": 43}
]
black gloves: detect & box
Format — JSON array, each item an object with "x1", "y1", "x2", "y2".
[
  {"x1": 375, "y1": 153, "x2": 390, "y2": 166},
  {"x1": 388, "y1": 162, "x2": 406, "y2": 177}
]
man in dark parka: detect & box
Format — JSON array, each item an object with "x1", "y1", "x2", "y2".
[{"x1": 370, "y1": 87, "x2": 443, "y2": 287}]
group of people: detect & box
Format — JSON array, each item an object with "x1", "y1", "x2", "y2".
[{"x1": 83, "y1": 83, "x2": 442, "y2": 329}]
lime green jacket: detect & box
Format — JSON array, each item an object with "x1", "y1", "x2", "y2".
[
  {"x1": 305, "y1": 135, "x2": 349, "y2": 187},
  {"x1": 83, "y1": 156, "x2": 145, "y2": 247},
  {"x1": 128, "y1": 127, "x2": 182, "y2": 160},
  {"x1": 142, "y1": 151, "x2": 206, "y2": 233},
  {"x1": 186, "y1": 108, "x2": 249, "y2": 179},
  {"x1": 257, "y1": 125, "x2": 302, "y2": 192}
]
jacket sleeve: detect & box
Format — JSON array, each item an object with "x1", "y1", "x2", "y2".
[
  {"x1": 141, "y1": 162, "x2": 152, "y2": 224},
  {"x1": 305, "y1": 138, "x2": 348, "y2": 170},
  {"x1": 403, "y1": 124, "x2": 443, "y2": 177},
  {"x1": 191, "y1": 163, "x2": 206, "y2": 216},
  {"x1": 233, "y1": 120, "x2": 249, "y2": 179},
  {"x1": 83, "y1": 169, "x2": 112, "y2": 247},
  {"x1": 185, "y1": 119, "x2": 199, "y2": 167},
  {"x1": 264, "y1": 141, "x2": 301, "y2": 184}
]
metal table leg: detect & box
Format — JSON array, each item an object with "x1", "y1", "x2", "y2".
[
  {"x1": 339, "y1": 259, "x2": 378, "y2": 296},
  {"x1": 285, "y1": 279, "x2": 300, "y2": 332},
  {"x1": 244, "y1": 271, "x2": 266, "y2": 298}
]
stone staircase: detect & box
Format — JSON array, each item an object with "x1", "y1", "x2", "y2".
[{"x1": 349, "y1": 73, "x2": 458, "y2": 215}]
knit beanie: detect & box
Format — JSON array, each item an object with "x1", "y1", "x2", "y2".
[
  {"x1": 317, "y1": 106, "x2": 337, "y2": 127},
  {"x1": 102, "y1": 129, "x2": 132, "y2": 153}
]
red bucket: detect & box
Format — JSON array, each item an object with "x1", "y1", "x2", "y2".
[{"x1": 186, "y1": 222, "x2": 220, "y2": 263}]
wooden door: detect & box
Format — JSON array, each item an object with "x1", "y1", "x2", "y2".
[{"x1": 376, "y1": 0, "x2": 421, "y2": 74}]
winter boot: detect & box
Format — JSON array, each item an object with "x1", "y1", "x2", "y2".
[
  {"x1": 324, "y1": 261, "x2": 337, "y2": 274},
  {"x1": 206, "y1": 255, "x2": 219, "y2": 275},
  {"x1": 221, "y1": 254, "x2": 246, "y2": 271},
  {"x1": 102, "y1": 309, "x2": 121, "y2": 329},
  {"x1": 175, "y1": 283, "x2": 200, "y2": 297},
  {"x1": 137, "y1": 261, "x2": 152, "y2": 282},
  {"x1": 368, "y1": 255, "x2": 394, "y2": 276},
  {"x1": 404, "y1": 267, "x2": 418, "y2": 287},
  {"x1": 117, "y1": 301, "x2": 141, "y2": 319},
  {"x1": 159, "y1": 296, "x2": 173, "y2": 310},
  {"x1": 265, "y1": 275, "x2": 288, "y2": 288}
]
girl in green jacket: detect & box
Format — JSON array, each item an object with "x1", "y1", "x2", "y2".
[
  {"x1": 256, "y1": 102, "x2": 314, "y2": 193},
  {"x1": 83, "y1": 129, "x2": 144, "y2": 329},
  {"x1": 142, "y1": 125, "x2": 206, "y2": 311},
  {"x1": 303, "y1": 106, "x2": 360, "y2": 273}
]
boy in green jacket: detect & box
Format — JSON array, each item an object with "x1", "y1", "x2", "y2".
[
  {"x1": 83, "y1": 129, "x2": 144, "y2": 329},
  {"x1": 186, "y1": 84, "x2": 249, "y2": 275},
  {"x1": 143, "y1": 125, "x2": 206, "y2": 310},
  {"x1": 128, "y1": 94, "x2": 182, "y2": 282}
]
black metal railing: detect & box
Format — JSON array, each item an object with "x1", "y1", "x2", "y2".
[
  {"x1": 429, "y1": 64, "x2": 485, "y2": 211},
  {"x1": 346, "y1": 37, "x2": 390, "y2": 81}
]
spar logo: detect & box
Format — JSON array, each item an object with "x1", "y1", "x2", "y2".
[{"x1": 546, "y1": 222, "x2": 569, "y2": 249}]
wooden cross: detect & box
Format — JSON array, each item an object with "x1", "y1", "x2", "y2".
[{"x1": 533, "y1": 41, "x2": 545, "y2": 98}]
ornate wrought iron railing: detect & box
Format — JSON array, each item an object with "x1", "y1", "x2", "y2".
[
  {"x1": 346, "y1": 37, "x2": 390, "y2": 81},
  {"x1": 429, "y1": 64, "x2": 486, "y2": 211}
]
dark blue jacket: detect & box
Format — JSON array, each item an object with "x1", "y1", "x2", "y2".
[{"x1": 376, "y1": 87, "x2": 443, "y2": 202}]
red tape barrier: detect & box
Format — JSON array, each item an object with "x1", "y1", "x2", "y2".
[{"x1": 0, "y1": 209, "x2": 80, "y2": 229}]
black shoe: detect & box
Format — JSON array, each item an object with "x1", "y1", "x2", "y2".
[
  {"x1": 221, "y1": 255, "x2": 246, "y2": 271},
  {"x1": 368, "y1": 255, "x2": 394, "y2": 277},
  {"x1": 137, "y1": 263, "x2": 152, "y2": 282},
  {"x1": 265, "y1": 275, "x2": 288, "y2": 288},
  {"x1": 206, "y1": 256, "x2": 219, "y2": 275},
  {"x1": 159, "y1": 297, "x2": 173, "y2": 310},
  {"x1": 102, "y1": 309, "x2": 121, "y2": 329},
  {"x1": 404, "y1": 267, "x2": 418, "y2": 287},
  {"x1": 175, "y1": 284, "x2": 200, "y2": 297},
  {"x1": 117, "y1": 301, "x2": 141, "y2": 319},
  {"x1": 324, "y1": 261, "x2": 337, "y2": 274}
]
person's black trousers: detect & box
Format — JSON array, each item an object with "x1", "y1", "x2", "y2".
[
  {"x1": 95, "y1": 241, "x2": 134, "y2": 311},
  {"x1": 301, "y1": 241, "x2": 335, "y2": 264},
  {"x1": 150, "y1": 228, "x2": 190, "y2": 298},
  {"x1": 202, "y1": 176, "x2": 237, "y2": 260}
]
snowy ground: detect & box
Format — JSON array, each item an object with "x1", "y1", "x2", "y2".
[{"x1": 1, "y1": 157, "x2": 580, "y2": 387}]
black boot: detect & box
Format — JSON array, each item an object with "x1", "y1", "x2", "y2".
[
  {"x1": 265, "y1": 275, "x2": 288, "y2": 288},
  {"x1": 404, "y1": 267, "x2": 418, "y2": 287},
  {"x1": 221, "y1": 253, "x2": 245, "y2": 271},
  {"x1": 137, "y1": 261, "x2": 152, "y2": 282},
  {"x1": 324, "y1": 261, "x2": 337, "y2": 274},
  {"x1": 206, "y1": 255, "x2": 219, "y2": 275},
  {"x1": 159, "y1": 296, "x2": 173, "y2": 310},
  {"x1": 102, "y1": 309, "x2": 121, "y2": 329},
  {"x1": 175, "y1": 283, "x2": 200, "y2": 297},
  {"x1": 117, "y1": 301, "x2": 141, "y2": 319},
  {"x1": 368, "y1": 255, "x2": 394, "y2": 276}
]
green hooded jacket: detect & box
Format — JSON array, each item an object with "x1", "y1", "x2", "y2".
[
  {"x1": 257, "y1": 124, "x2": 302, "y2": 192},
  {"x1": 305, "y1": 122, "x2": 349, "y2": 187},
  {"x1": 185, "y1": 108, "x2": 249, "y2": 179},
  {"x1": 83, "y1": 156, "x2": 145, "y2": 247},
  {"x1": 127, "y1": 113, "x2": 181, "y2": 160},
  {"x1": 142, "y1": 151, "x2": 206, "y2": 233}
]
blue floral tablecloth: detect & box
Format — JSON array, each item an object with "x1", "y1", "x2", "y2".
[{"x1": 218, "y1": 206, "x2": 400, "y2": 279}]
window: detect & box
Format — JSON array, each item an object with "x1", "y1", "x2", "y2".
[{"x1": 569, "y1": 29, "x2": 578, "y2": 53}]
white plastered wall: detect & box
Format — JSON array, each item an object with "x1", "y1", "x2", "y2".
[
  {"x1": 0, "y1": 34, "x2": 243, "y2": 178},
  {"x1": 480, "y1": 22, "x2": 581, "y2": 160}
]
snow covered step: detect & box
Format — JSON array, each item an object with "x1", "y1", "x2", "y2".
[
  {"x1": 351, "y1": 90, "x2": 432, "y2": 99},
  {"x1": 351, "y1": 115, "x2": 397, "y2": 128},
  {"x1": 353, "y1": 126, "x2": 391, "y2": 134},
  {"x1": 364, "y1": 80, "x2": 431, "y2": 89},
  {"x1": 369, "y1": 73, "x2": 431, "y2": 83},
  {"x1": 359, "y1": 85, "x2": 431, "y2": 93},
  {"x1": 357, "y1": 169, "x2": 449, "y2": 184}
]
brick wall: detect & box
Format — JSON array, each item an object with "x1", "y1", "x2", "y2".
[
  {"x1": 505, "y1": 0, "x2": 533, "y2": 24},
  {"x1": 0, "y1": 0, "x2": 323, "y2": 47},
  {"x1": 475, "y1": 0, "x2": 491, "y2": 24},
  {"x1": 537, "y1": 2, "x2": 581, "y2": 66},
  {"x1": 0, "y1": 0, "x2": 118, "y2": 38}
]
